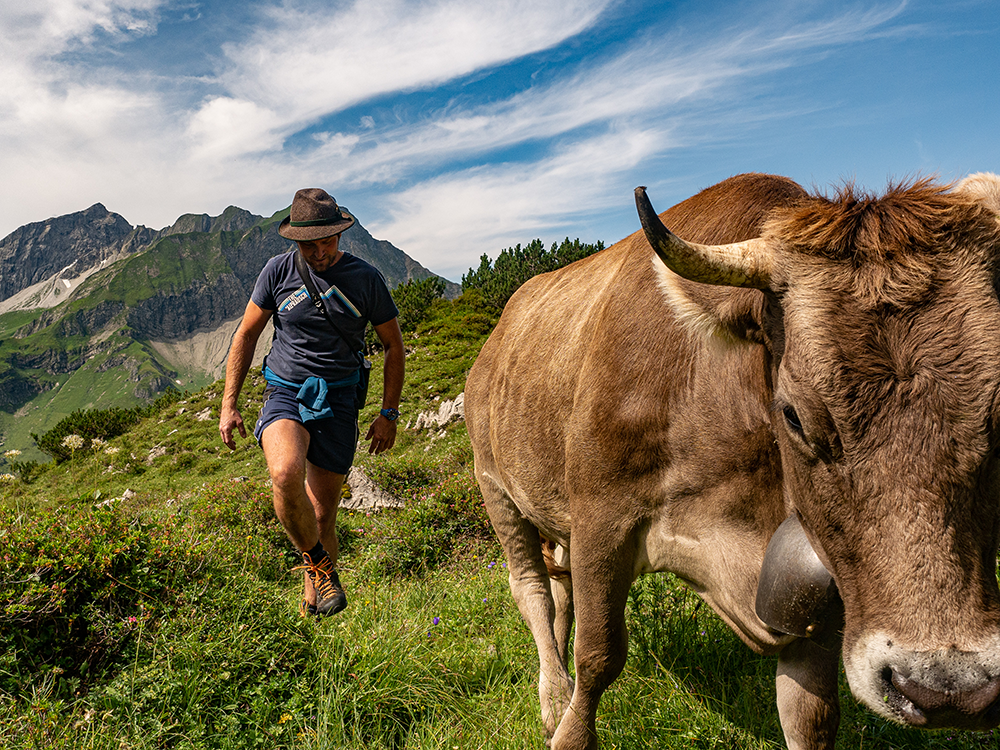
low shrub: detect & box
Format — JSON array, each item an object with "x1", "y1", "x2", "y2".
[
  {"x1": 360, "y1": 466, "x2": 492, "y2": 577},
  {"x1": 184, "y1": 479, "x2": 291, "y2": 581},
  {"x1": 0, "y1": 478, "x2": 292, "y2": 701},
  {"x1": 461, "y1": 236, "x2": 605, "y2": 313},
  {"x1": 0, "y1": 504, "x2": 209, "y2": 696},
  {"x1": 31, "y1": 390, "x2": 184, "y2": 464},
  {"x1": 3, "y1": 457, "x2": 43, "y2": 484},
  {"x1": 392, "y1": 276, "x2": 447, "y2": 336}
]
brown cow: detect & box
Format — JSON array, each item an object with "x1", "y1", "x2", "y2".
[{"x1": 464, "y1": 173, "x2": 1000, "y2": 749}]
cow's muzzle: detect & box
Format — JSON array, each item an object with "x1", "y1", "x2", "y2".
[
  {"x1": 849, "y1": 638, "x2": 1000, "y2": 730},
  {"x1": 755, "y1": 514, "x2": 839, "y2": 637},
  {"x1": 883, "y1": 661, "x2": 1000, "y2": 728}
]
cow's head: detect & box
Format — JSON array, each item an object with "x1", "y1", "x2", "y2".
[{"x1": 637, "y1": 176, "x2": 1000, "y2": 729}]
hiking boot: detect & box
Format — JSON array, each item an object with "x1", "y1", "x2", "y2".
[{"x1": 293, "y1": 552, "x2": 347, "y2": 616}]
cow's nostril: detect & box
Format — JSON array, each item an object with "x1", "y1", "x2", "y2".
[
  {"x1": 986, "y1": 688, "x2": 1000, "y2": 726},
  {"x1": 883, "y1": 667, "x2": 927, "y2": 725},
  {"x1": 891, "y1": 670, "x2": 947, "y2": 712},
  {"x1": 961, "y1": 679, "x2": 1000, "y2": 718},
  {"x1": 891, "y1": 669, "x2": 1000, "y2": 724}
]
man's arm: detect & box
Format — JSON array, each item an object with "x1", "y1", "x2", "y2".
[
  {"x1": 364, "y1": 317, "x2": 405, "y2": 454},
  {"x1": 219, "y1": 300, "x2": 273, "y2": 449}
]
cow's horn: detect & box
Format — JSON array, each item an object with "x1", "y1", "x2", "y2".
[{"x1": 635, "y1": 186, "x2": 772, "y2": 289}]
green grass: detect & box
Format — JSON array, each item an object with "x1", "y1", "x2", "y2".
[
  {"x1": 72, "y1": 232, "x2": 234, "y2": 311},
  {"x1": 2, "y1": 294, "x2": 999, "y2": 749},
  {"x1": 0, "y1": 323, "x2": 186, "y2": 464},
  {"x1": 4, "y1": 488, "x2": 992, "y2": 750},
  {"x1": 0, "y1": 309, "x2": 41, "y2": 338},
  {"x1": 0, "y1": 222, "x2": 251, "y2": 460},
  {"x1": 0, "y1": 362, "x2": 223, "y2": 472}
]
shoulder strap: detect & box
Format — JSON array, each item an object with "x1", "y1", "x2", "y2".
[{"x1": 293, "y1": 250, "x2": 364, "y2": 366}]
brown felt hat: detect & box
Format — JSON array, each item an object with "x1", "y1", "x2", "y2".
[{"x1": 278, "y1": 188, "x2": 355, "y2": 241}]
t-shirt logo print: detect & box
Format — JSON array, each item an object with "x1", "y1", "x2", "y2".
[
  {"x1": 279, "y1": 286, "x2": 312, "y2": 313},
  {"x1": 279, "y1": 283, "x2": 362, "y2": 318}
]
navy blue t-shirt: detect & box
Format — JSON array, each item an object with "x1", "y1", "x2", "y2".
[{"x1": 251, "y1": 251, "x2": 398, "y2": 384}]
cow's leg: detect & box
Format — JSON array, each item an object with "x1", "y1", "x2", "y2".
[
  {"x1": 477, "y1": 475, "x2": 574, "y2": 740},
  {"x1": 551, "y1": 572, "x2": 574, "y2": 667},
  {"x1": 537, "y1": 570, "x2": 576, "y2": 742},
  {"x1": 550, "y1": 535, "x2": 634, "y2": 750},
  {"x1": 510, "y1": 535, "x2": 576, "y2": 739},
  {"x1": 775, "y1": 608, "x2": 843, "y2": 750},
  {"x1": 543, "y1": 539, "x2": 575, "y2": 666}
]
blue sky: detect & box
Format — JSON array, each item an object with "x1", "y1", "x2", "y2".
[{"x1": 1, "y1": 0, "x2": 998, "y2": 281}]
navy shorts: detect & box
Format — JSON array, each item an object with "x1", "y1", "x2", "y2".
[{"x1": 254, "y1": 383, "x2": 359, "y2": 475}]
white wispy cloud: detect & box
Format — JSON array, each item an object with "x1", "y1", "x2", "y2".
[
  {"x1": 241, "y1": 0, "x2": 611, "y2": 106},
  {"x1": 0, "y1": 2, "x2": 175, "y2": 223},
  {"x1": 186, "y1": 97, "x2": 286, "y2": 160},
  {"x1": 0, "y1": 0, "x2": 935, "y2": 284},
  {"x1": 194, "y1": 0, "x2": 616, "y2": 155},
  {"x1": 0, "y1": 0, "x2": 619, "y2": 233},
  {"x1": 280, "y1": 2, "x2": 908, "y2": 196},
  {"x1": 371, "y1": 127, "x2": 664, "y2": 279},
  {"x1": 0, "y1": 0, "x2": 162, "y2": 50},
  {"x1": 348, "y1": 3, "x2": 914, "y2": 275}
]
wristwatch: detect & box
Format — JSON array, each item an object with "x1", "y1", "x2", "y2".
[{"x1": 380, "y1": 408, "x2": 400, "y2": 421}]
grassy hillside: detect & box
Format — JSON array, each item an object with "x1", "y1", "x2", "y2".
[
  {"x1": 71, "y1": 232, "x2": 234, "y2": 310},
  {"x1": 1, "y1": 293, "x2": 996, "y2": 749},
  {"x1": 0, "y1": 230, "x2": 214, "y2": 459},
  {"x1": 0, "y1": 329, "x2": 177, "y2": 463}
]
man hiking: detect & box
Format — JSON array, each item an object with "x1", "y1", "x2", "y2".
[{"x1": 220, "y1": 188, "x2": 404, "y2": 617}]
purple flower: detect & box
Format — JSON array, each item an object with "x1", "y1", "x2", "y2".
[{"x1": 433, "y1": 617, "x2": 440, "y2": 626}]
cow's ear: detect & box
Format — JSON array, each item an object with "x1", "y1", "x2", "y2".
[
  {"x1": 955, "y1": 172, "x2": 1000, "y2": 215},
  {"x1": 654, "y1": 260, "x2": 767, "y2": 346}
]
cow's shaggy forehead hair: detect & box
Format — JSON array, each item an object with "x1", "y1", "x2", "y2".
[
  {"x1": 764, "y1": 178, "x2": 1000, "y2": 309},
  {"x1": 759, "y1": 177, "x2": 1000, "y2": 461}
]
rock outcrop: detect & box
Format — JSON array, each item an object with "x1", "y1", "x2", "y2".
[
  {"x1": 411, "y1": 393, "x2": 465, "y2": 430},
  {"x1": 343, "y1": 466, "x2": 405, "y2": 510},
  {"x1": 0, "y1": 203, "x2": 139, "y2": 302},
  {"x1": 125, "y1": 274, "x2": 248, "y2": 339}
]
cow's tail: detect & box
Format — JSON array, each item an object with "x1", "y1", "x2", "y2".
[{"x1": 541, "y1": 536, "x2": 571, "y2": 581}]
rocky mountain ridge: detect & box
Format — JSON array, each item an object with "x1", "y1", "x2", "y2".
[
  {"x1": 0, "y1": 201, "x2": 456, "y2": 458},
  {"x1": 0, "y1": 202, "x2": 453, "y2": 314}
]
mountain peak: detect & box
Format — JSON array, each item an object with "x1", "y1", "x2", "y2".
[
  {"x1": 0, "y1": 204, "x2": 135, "y2": 302},
  {"x1": 160, "y1": 206, "x2": 260, "y2": 238}
]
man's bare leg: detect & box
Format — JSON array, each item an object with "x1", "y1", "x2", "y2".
[
  {"x1": 302, "y1": 462, "x2": 345, "y2": 608},
  {"x1": 261, "y1": 419, "x2": 318, "y2": 550},
  {"x1": 261, "y1": 419, "x2": 347, "y2": 615}
]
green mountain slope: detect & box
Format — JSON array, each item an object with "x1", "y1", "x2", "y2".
[{"x1": 0, "y1": 206, "x2": 453, "y2": 459}]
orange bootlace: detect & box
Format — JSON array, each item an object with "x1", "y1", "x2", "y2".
[{"x1": 292, "y1": 552, "x2": 341, "y2": 601}]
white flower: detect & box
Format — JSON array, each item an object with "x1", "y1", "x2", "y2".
[
  {"x1": 104, "y1": 446, "x2": 120, "y2": 456},
  {"x1": 0, "y1": 473, "x2": 16, "y2": 483},
  {"x1": 3, "y1": 449, "x2": 21, "y2": 459},
  {"x1": 62, "y1": 434, "x2": 85, "y2": 450},
  {"x1": 91, "y1": 437, "x2": 106, "y2": 449}
]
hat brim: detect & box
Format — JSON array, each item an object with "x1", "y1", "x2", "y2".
[{"x1": 278, "y1": 212, "x2": 355, "y2": 241}]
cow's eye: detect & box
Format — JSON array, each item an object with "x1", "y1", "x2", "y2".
[{"x1": 783, "y1": 405, "x2": 804, "y2": 435}]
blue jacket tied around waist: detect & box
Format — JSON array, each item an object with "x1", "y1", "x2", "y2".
[{"x1": 263, "y1": 365, "x2": 360, "y2": 422}]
